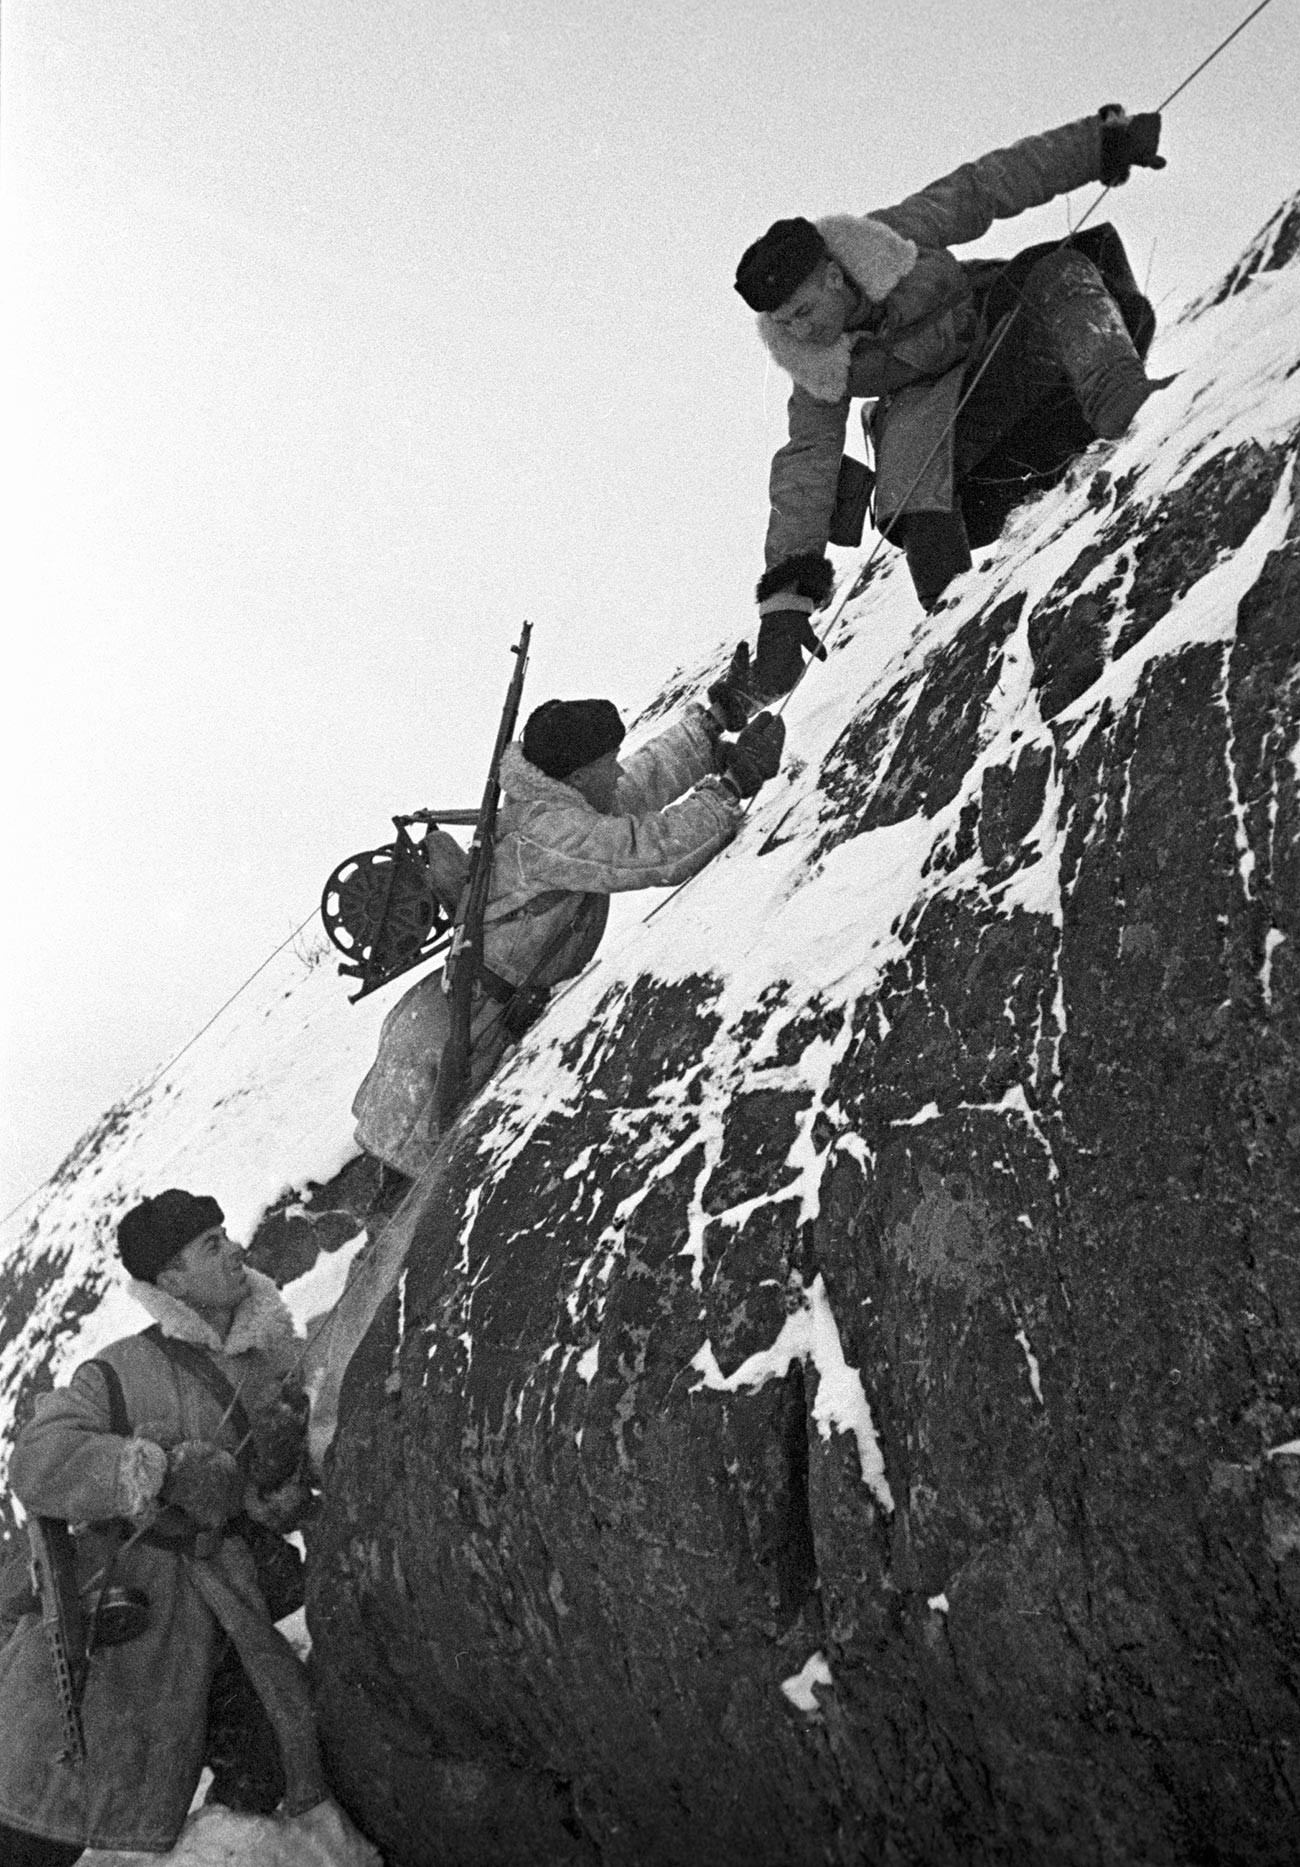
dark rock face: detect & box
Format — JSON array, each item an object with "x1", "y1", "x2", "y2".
[{"x1": 310, "y1": 231, "x2": 1300, "y2": 1865}]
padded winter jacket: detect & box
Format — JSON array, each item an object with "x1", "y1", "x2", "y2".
[
  {"x1": 758, "y1": 113, "x2": 1106, "y2": 560},
  {"x1": 351, "y1": 704, "x2": 742, "y2": 1176},
  {"x1": 484, "y1": 701, "x2": 740, "y2": 986},
  {"x1": 0, "y1": 1272, "x2": 323, "y2": 1852}
]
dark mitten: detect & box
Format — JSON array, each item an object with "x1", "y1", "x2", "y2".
[
  {"x1": 720, "y1": 711, "x2": 786, "y2": 799},
  {"x1": 707, "y1": 643, "x2": 757, "y2": 731},
  {"x1": 246, "y1": 1386, "x2": 309, "y2": 1493},
  {"x1": 163, "y1": 1441, "x2": 243, "y2": 1528},
  {"x1": 1099, "y1": 106, "x2": 1165, "y2": 186},
  {"x1": 752, "y1": 609, "x2": 827, "y2": 699}
]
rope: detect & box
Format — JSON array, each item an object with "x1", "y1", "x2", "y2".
[
  {"x1": 1, "y1": 911, "x2": 319, "y2": 1231},
  {"x1": 4, "y1": 4, "x2": 1274, "y2": 1232}
]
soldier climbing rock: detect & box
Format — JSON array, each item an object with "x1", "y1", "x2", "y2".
[
  {"x1": 351, "y1": 693, "x2": 785, "y2": 1180},
  {"x1": 734, "y1": 104, "x2": 1168, "y2": 688}
]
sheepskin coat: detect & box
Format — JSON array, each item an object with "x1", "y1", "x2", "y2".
[
  {"x1": 352, "y1": 703, "x2": 740, "y2": 1176},
  {"x1": 759, "y1": 113, "x2": 1106, "y2": 563},
  {"x1": 0, "y1": 1270, "x2": 324, "y2": 1853}
]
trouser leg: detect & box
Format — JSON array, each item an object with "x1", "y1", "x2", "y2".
[
  {"x1": 899, "y1": 508, "x2": 973, "y2": 610},
  {"x1": 1021, "y1": 249, "x2": 1153, "y2": 439},
  {"x1": 0, "y1": 1819, "x2": 85, "y2": 1866},
  {"x1": 204, "y1": 1632, "x2": 286, "y2": 1815}
]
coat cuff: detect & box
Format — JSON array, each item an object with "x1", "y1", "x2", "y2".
[
  {"x1": 115, "y1": 1436, "x2": 168, "y2": 1518},
  {"x1": 755, "y1": 552, "x2": 835, "y2": 608},
  {"x1": 758, "y1": 591, "x2": 814, "y2": 618}
]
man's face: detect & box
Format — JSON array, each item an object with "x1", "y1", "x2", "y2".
[
  {"x1": 160, "y1": 1224, "x2": 250, "y2": 1312},
  {"x1": 769, "y1": 259, "x2": 848, "y2": 348},
  {"x1": 567, "y1": 750, "x2": 622, "y2": 813}
]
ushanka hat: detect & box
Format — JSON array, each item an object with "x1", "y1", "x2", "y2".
[
  {"x1": 522, "y1": 699, "x2": 626, "y2": 780},
  {"x1": 734, "y1": 216, "x2": 830, "y2": 312},
  {"x1": 117, "y1": 1189, "x2": 224, "y2": 1282}
]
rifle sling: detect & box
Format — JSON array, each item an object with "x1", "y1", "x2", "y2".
[{"x1": 139, "y1": 1326, "x2": 253, "y2": 1459}]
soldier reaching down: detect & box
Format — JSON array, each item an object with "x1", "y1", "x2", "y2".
[{"x1": 734, "y1": 104, "x2": 1167, "y2": 686}]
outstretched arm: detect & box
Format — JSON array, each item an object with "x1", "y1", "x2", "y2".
[{"x1": 874, "y1": 114, "x2": 1105, "y2": 250}]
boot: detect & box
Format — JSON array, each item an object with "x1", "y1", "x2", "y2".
[
  {"x1": 1026, "y1": 249, "x2": 1153, "y2": 439},
  {"x1": 901, "y1": 508, "x2": 973, "y2": 610}
]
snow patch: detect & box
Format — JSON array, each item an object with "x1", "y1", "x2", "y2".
[
  {"x1": 691, "y1": 1275, "x2": 894, "y2": 1512},
  {"x1": 780, "y1": 1649, "x2": 833, "y2": 1712},
  {"x1": 81, "y1": 1795, "x2": 380, "y2": 1866}
]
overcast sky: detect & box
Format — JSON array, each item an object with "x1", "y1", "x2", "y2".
[{"x1": 2, "y1": 0, "x2": 1296, "y2": 1215}]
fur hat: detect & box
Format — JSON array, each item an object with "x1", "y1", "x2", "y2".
[
  {"x1": 734, "y1": 217, "x2": 829, "y2": 313},
  {"x1": 117, "y1": 1190, "x2": 224, "y2": 1283},
  {"x1": 522, "y1": 699, "x2": 626, "y2": 780}
]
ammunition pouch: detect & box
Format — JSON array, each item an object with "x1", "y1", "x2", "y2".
[
  {"x1": 828, "y1": 453, "x2": 875, "y2": 547},
  {"x1": 478, "y1": 963, "x2": 553, "y2": 1041}
]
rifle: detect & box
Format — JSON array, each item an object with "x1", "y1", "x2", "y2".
[
  {"x1": 436, "y1": 621, "x2": 533, "y2": 1129},
  {"x1": 27, "y1": 1516, "x2": 87, "y2": 1766}
]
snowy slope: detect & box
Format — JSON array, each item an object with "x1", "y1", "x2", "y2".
[
  {"x1": 0, "y1": 940, "x2": 402, "y2": 1461},
  {"x1": 4, "y1": 197, "x2": 1297, "y2": 1479},
  {"x1": 459, "y1": 225, "x2": 1300, "y2": 1283},
  {"x1": 307, "y1": 209, "x2": 1300, "y2": 1867},
  {"x1": 1, "y1": 201, "x2": 1298, "y2": 1867}
]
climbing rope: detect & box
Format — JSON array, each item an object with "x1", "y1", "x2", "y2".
[
  {"x1": 0, "y1": 911, "x2": 319, "y2": 1231},
  {"x1": 2, "y1": 4, "x2": 1275, "y2": 1229}
]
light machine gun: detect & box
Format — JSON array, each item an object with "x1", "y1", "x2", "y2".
[{"x1": 319, "y1": 626, "x2": 533, "y2": 1005}]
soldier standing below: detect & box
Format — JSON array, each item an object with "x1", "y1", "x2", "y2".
[{"x1": 0, "y1": 1190, "x2": 324, "y2": 1863}]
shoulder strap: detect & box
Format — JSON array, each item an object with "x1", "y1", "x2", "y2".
[
  {"x1": 84, "y1": 1358, "x2": 131, "y2": 1437},
  {"x1": 140, "y1": 1324, "x2": 252, "y2": 1450}
]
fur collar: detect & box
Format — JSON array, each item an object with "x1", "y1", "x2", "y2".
[
  {"x1": 128, "y1": 1266, "x2": 299, "y2": 1359},
  {"x1": 757, "y1": 212, "x2": 918, "y2": 403},
  {"x1": 499, "y1": 742, "x2": 597, "y2": 810}
]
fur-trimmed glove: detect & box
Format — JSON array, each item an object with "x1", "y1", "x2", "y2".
[
  {"x1": 707, "y1": 643, "x2": 758, "y2": 732},
  {"x1": 1098, "y1": 106, "x2": 1165, "y2": 186},
  {"x1": 246, "y1": 1386, "x2": 310, "y2": 1493},
  {"x1": 162, "y1": 1441, "x2": 243, "y2": 1528},
  {"x1": 719, "y1": 712, "x2": 786, "y2": 800}
]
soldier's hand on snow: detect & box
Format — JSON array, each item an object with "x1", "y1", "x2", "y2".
[
  {"x1": 720, "y1": 711, "x2": 786, "y2": 800},
  {"x1": 1098, "y1": 106, "x2": 1165, "y2": 186},
  {"x1": 707, "y1": 643, "x2": 758, "y2": 732},
  {"x1": 162, "y1": 1440, "x2": 243, "y2": 1528}
]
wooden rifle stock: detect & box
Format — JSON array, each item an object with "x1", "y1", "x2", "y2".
[
  {"x1": 435, "y1": 622, "x2": 532, "y2": 1130},
  {"x1": 28, "y1": 1516, "x2": 88, "y2": 1765}
]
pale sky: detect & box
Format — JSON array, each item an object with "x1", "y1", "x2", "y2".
[{"x1": 2, "y1": 0, "x2": 1296, "y2": 1213}]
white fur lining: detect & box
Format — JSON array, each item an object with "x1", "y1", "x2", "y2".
[
  {"x1": 818, "y1": 214, "x2": 918, "y2": 302},
  {"x1": 756, "y1": 212, "x2": 919, "y2": 403},
  {"x1": 129, "y1": 1266, "x2": 299, "y2": 1358},
  {"x1": 115, "y1": 1435, "x2": 168, "y2": 1517}
]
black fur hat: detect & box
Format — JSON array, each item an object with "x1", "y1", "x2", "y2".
[
  {"x1": 117, "y1": 1189, "x2": 224, "y2": 1282},
  {"x1": 735, "y1": 218, "x2": 829, "y2": 313},
  {"x1": 523, "y1": 699, "x2": 626, "y2": 781}
]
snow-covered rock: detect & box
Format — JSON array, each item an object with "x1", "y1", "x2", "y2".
[
  {"x1": 84, "y1": 1796, "x2": 380, "y2": 1867},
  {"x1": 3, "y1": 197, "x2": 1299, "y2": 1866},
  {"x1": 308, "y1": 205, "x2": 1300, "y2": 1865}
]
